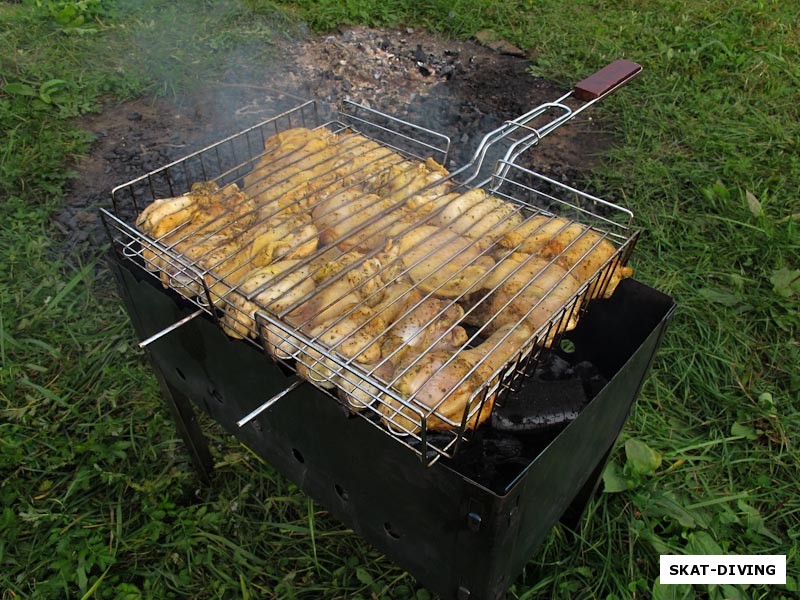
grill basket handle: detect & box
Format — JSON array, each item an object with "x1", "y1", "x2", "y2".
[
  {"x1": 457, "y1": 59, "x2": 641, "y2": 184},
  {"x1": 573, "y1": 59, "x2": 642, "y2": 101},
  {"x1": 469, "y1": 59, "x2": 642, "y2": 186}
]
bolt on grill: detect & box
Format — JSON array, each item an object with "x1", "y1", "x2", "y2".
[{"x1": 101, "y1": 60, "x2": 642, "y2": 465}]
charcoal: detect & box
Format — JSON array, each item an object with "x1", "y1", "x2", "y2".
[
  {"x1": 573, "y1": 360, "x2": 608, "y2": 399},
  {"x1": 534, "y1": 353, "x2": 574, "y2": 380},
  {"x1": 406, "y1": 431, "x2": 453, "y2": 462},
  {"x1": 481, "y1": 434, "x2": 523, "y2": 460},
  {"x1": 444, "y1": 429, "x2": 535, "y2": 491},
  {"x1": 491, "y1": 377, "x2": 587, "y2": 434}
]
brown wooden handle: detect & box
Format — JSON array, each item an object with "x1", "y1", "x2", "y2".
[{"x1": 573, "y1": 59, "x2": 642, "y2": 101}]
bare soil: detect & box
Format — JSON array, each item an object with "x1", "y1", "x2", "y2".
[{"x1": 60, "y1": 25, "x2": 615, "y2": 251}]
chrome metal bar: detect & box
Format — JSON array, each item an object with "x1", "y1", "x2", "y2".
[
  {"x1": 236, "y1": 379, "x2": 303, "y2": 427},
  {"x1": 339, "y1": 99, "x2": 451, "y2": 163},
  {"x1": 138, "y1": 309, "x2": 204, "y2": 348},
  {"x1": 110, "y1": 100, "x2": 319, "y2": 205},
  {"x1": 490, "y1": 160, "x2": 633, "y2": 231}
]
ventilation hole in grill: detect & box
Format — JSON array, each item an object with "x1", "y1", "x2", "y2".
[
  {"x1": 208, "y1": 387, "x2": 224, "y2": 404},
  {"x1": 559, "y1": 338, "x2": 577, "y2": 354},
  {"x1": 291, "y1": 448, "x2": 305, "y2": 464},
  {"x1": 175, "y1": 367, "x2": 186, "y2": 380},
  {"x1": 384, "y1": 522, "x2": 401, "y2": 540},
  {"x1": 334, "y1": 484, "x2": 349, "y2": 501}
]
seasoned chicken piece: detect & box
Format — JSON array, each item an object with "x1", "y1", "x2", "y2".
[
  {"x1": 137, "y1": 182, "x2": 260, "y2": 293},
  {"x1": 248, "y1": 136, "x2": 366, "y2": 210},
  {"x1": 332, "y1": 282, "x2": 425, "y2": 409},
  {"x1": 335, "y1": 293, "x2": 467, "y2": 414},
  {"x1": 390, "y1": 224, "x2": 494, "y2": 298},
  {"x1": 296, "y1": 306, "x2": 386, "y2": 388},
  {"x1": 313, "y1": 309, "x2": 385, "y2": 363},
  {"x1": 430, "y1": 188, "x2": 522, "y2": 241},
  {"x1": 149, "y1": 232, "x2": 232, "y2": 295},
  {"x1": 336, "y1": 361, "x2": 395, "y2": 410},
  {"x1": 380, "y1": 351, "x2": 455, "y2": 434},
  {"x1": 501, "y1": 214, "x2": 633, "y2": 297},
  {"x1": 250, "y1": 200, "x2": 319, "y2": 265},
  {"x1": 220, "y1": 260, "x2": 314, "y2": 341},
  {"x1": 409, "y1": 190, "x2": 459, "y2": 218},
  {"x1": 431, "y1": 188, "x2": 484, "y2": 227},
  {"x1": 312, "y1": 188, "x2": 410, "y2": 252},
  {"x1": 153, "y1": 225, "x2": 272, "y2": 303},
  {"x1": 138, "y1": 182, "x2": 255, "y2": 259},
  {"x1": 136, "y1": 194, "x2": 195, "y2": 237},
  {"x1": 260, "y1": 127, "x2": 333, "y2": 155},
  {"x1": 381, "y1": 323, "x2": 534, "y2": 434},
  {"x1": 148, "y1": 202, "x2": 311, "y2": 305},
  {"x1": 247, "y1": 174, "x2": 317, "y2": 212},
  {"x1": 310, "y1": 250, "x2": 387, "y2": 306},
  {"x1": 329, "y1": 135, "x2": 401, "y2": 187},
  {"x1": 302, "y1": 268, "x2": 420, "y2": 402},
  {"x1": 285, "y1": 278, "x2": 364, "y2": 332},
  {"x1": 180, "y1": 182, "x2": 257, "y2": 234},
  {"x1": 246, "y1": 132, "x2": 400, "y2": 212},
  {"x1": 373, "y1": 240, "x2": 406, "y2": 282},
  {"x1": 369, "y1": 275, "x2": 422, "y2": 324},
  {"x1": 245, "y1": 137, "x2": 336, "y2": 209},
  {"x1": 272, "y1": 219, "x2": 320, "y2": 263},
  {"x1": 248, "y1": 132, "x2": 403, "y2": 214},
  {"x1": 138, "y1": 181, "x2": 321, "y2": 305},
  {"x1": 464, "y1": 252, "x2": 582, "y2": 338},
  {"x1": 305, "y1": 246, "x2": 347, "y2": 279},
  {"x1": 377, "y1": 157, "x2": 451, "y2": 207},
  {"x1": 379, "y1": 298, "x2": 468, "y2": 367}
]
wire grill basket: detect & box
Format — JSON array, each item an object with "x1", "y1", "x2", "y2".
[{"x1": 102, "y1": 60, "x2": 642, "y2": 464}]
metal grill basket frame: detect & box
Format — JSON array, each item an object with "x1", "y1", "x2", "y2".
[{"x1": 101, "y1": 60, "x2": 642, "y2": 465}]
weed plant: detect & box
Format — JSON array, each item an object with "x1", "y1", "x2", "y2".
[{"x1": 1, "y1": 0, "x2": 797, "y2": 598}]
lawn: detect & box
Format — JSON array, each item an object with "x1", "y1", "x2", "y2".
[{"x1": 1, "y1": 0, "x2": 798, "y2": 599}]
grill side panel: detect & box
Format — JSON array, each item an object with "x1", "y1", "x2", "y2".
[
  {"x1": 110, "y1": 259, "x2": 674, "y2": 600},
  {"x1": 503, "y1": 279, "x2": 676, "y2": 581}
]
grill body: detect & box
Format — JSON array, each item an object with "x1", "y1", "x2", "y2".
[{"x1": 111, "y1": 258, "x2": 674, "y2": 600}]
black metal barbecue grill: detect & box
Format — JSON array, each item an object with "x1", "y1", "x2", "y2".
[{"x1": 102, "y1": 60, "x2": 676, "y2": 599}]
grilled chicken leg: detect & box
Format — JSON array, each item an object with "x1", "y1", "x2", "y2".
[
  {"x1": 381, "y1": 323, "x2": 534, "y2": 434},
  {"x1": 464, "y1": 252, "x2": 582, "y2": 338},
  {"x1": 390, "y1": 224, "x2": 494, "y2": 298},
  {"x1": 501, "y1": 214, "x2": 632, "y2": 297}
]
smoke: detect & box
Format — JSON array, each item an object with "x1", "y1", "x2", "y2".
[
  {"x1": 110, "y1": 1, "x2": 605, "y2": 181},
  {"x1": 118, "y1": 0, "x2": 306, "y2": 125}
]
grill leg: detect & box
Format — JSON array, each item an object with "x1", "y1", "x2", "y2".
[
  {"x1": 153, "y1": 367, "x2": 215, "y2": 484},
  {"x1": 107, "y1": 258, "x2": 215, "y2": 483},
  {"x1": 559, "y1": 444, "x2": 614, "y2": 531}
]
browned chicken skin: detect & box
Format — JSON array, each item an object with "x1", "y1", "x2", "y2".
[
  {"x1": 381, "y1": 322, "x2": 534, "y2": 434},
  {"x1": 501, "y1": 214, "x2": 632, "y2": 297},
  {"x1": 389, "y1": 223, "x2": 495, "y2": 297},
  {"x1": 464, "y1": 252, "x2": 582, "y2": 338}
]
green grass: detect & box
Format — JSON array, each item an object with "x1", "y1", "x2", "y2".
[{"x1": 1, "y1": 0, "x2": 798, "y2": 598}]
